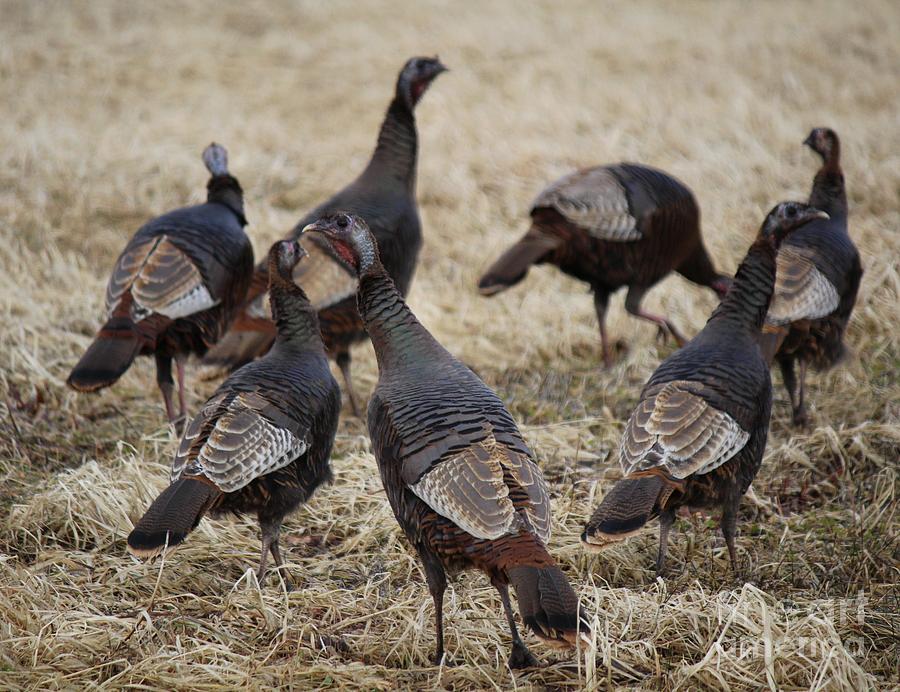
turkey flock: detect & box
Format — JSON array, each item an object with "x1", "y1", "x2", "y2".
[{"x1": 64, "y1": 56, "x2": 863, "y2": 670}]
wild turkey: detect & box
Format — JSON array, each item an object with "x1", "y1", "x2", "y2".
[
  {"x1": 759, "y1": 128, "x2": 863, "y2": 426},
  {"x1": 582, "y1": 202, "x2": 829, "y2": 575},
  {"x1": 67, "y1": 143, "x2": 254, "y2": 424},
  {"x1": 304, "y1": 213, "x2": 587, "y2": 668},
  {"x1": 127, "y1": 240, "x2": 340, "y2": 583},
  {"x1": 203, "y1": 56, "x2": 448, "y2": 415},
  {"x1": 478, "y1": 164, "x2": 732, "y2": 366}
]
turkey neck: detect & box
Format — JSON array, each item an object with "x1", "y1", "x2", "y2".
[
  {"x1": 207, "y1": 175, "x2": 247, "y2": 225},
  {"x1": 362, "y1": 97, "x2": 418, "y2": 193},
  {"x1": 356, "y1": 263, "x2": 440, "y2": 372},
  {"x1": 268, "y1": 278, "x2": 323, "y2": 353},
  {"x1": 809, "y1": 145, "x2": 847, "y2": 220},
  {"x1": 706, "y1": 238, "x2": 777, "y2": 334}
]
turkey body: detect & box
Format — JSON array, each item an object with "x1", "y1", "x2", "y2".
[
  {"x1": 127, "y1": 240, "x2": 341, "y2": 583},
  {"x1": 768, "y1": 220, "x2": 861, "y2": 370},
  {"x1": 304, "y1": 213, "x2": 586, "y2": 668},
  {"x1": 67, "y1": 144, "x2": 254, "y2": 423},
  {"x1": 364, "y1": 272, "x2": 584, "y2": 667},
  {"x1": 203, "y1": 57, "x2": 447, "y2": 415},
  {"x1": 633, "y1": 319, "x2": 772, "y2": 513},
  {"x1": 583, "y1": 202, "x2": 829, "y2": 575},
  {"x1": 109, "y1": 202, "x2": 252, "y2": 360},
  {"x1": 479, "y1": 164, "x2": 731, "y2": 365},
  {"x1": 180, "y1": 345, "x2": 340, "y2": 520},
  {"x1": 583, "y1": 286, "x2": 772, "y2": 575},
  {"x1": 760, "y1": 129, "x2": 862, "y2": 425}
]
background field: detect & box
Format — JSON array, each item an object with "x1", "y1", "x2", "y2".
[{"x1": 1, "y1": 0, "x2": 898, "y2": 689}]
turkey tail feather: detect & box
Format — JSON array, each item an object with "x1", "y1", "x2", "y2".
[
  {"x1": 127, "y1": 478, "x2": 219, "y2": 558},
  {"x1": 507, "y1": 563, "x2": 588, "y2": 647},
  {"x1": 67, "y1": 318, "x2": 144, "y2": 392},
  {"x1": 478, "y1": 227, "x2": 560, "y2": 296},
  {"x1": 582, "y1": 475, "x2": 666, "y2": 549}
]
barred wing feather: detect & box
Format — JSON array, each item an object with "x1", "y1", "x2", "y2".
[
  {"x1": 172, "y1": 390, "x2": 308, "y2": 493},
  {"x1": 621, "y1": 380, "x2": 749, "y2": 479}
]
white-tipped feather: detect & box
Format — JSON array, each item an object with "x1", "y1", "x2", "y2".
[
  {"x1": 533, "y1": 167, "x2": 642, "y2": 241},
  {"x1": 766, "y1": 247, "x2": 841, "y2": 325},
  {"x1": 172, "y1": 392, "x2": 308, "y2": 493},
  {"x1": 621, "y1": 381, "x2": 750, "y2": 479},
  {"x1": 150, "y1": 283, "x2": 218, "y2": 320}
]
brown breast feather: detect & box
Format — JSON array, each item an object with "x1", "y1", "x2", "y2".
[
  {"x1": 408, "y1": 434, "x2": 551, "y2": 543},
  {"x1": 621, "y1": 381, "x2": 749, "y2": 480},
  {"x1": 766, "y1": 246, "x2": 840, "y2": 326}
]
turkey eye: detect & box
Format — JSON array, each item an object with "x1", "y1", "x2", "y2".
[
  {"x1": 337, "y1": 216, "x2": 348, "y2": 229},
  {"x1": 787, "y1": 206, "x2": 797, "y2": 218}
]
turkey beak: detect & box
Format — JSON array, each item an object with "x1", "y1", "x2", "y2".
[
  {"x1": 802, "y1": 133, "x2": 815, "y2": 148},
  {"x1": 301, "y1": 221, "x2": 327, "y2": 239},
  {"x1": 294, "y1": 240, "x2": 308, "y2": 261},
  {"x1": 795, "y1": 208, "x2": 829, "y2": 227},
  {"x1": 431, "y1": 57, "x2": 448, "y2": 77}
]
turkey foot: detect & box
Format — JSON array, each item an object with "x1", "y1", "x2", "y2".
[
  {"x1": 653, "y1": 321, "x2": 687, "y2": 347},
  {"x1": 508, "y1": 642, "x2": 541, "y2": 670}
]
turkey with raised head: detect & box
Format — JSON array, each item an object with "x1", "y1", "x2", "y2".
[
  {"x1": 67, "y1": 143, "x2": 254, "y2": 425},
  {"x1": 759, "y1": 128, "x2": 863, "y2": 426},
  {"x1": 203, "y1": 56, "x2": 447, "y2": 416},
  {"x1": 582, "y1": 202, "x2": 829, "y2": 576},
  {"x1": 478, "y1": 164, "x2": 732, "y2": 366},
  {"x1": 304, "y1": 213, "x2": 588, "y2": 668},
  {"x1": 127, "y1": 239, "x2": 341, "y2": 584}
]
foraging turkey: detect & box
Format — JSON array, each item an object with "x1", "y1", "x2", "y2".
[
  {"x1": 67, "y1": 143, "x2": 254, "y2": 424},
  {"x1": 203, "y1": 56, "x2": 448, "y2": 415},
  {"x1": 304, "y1": 213, "x2": 587, "y2": 668},
  {"x1": 582, "y1": 202, "x2": 829, "y2": 575},
  {"x1": 127, "y1": 240, "x2": 340, "y2": 583},
  {"x1": 478, "y1": 164, "x2": 732, "y2": 366},
  {"x1": 759, "y1": 128, "x2": 863, "y2": 426}
]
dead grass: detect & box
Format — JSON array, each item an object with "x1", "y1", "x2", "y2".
[{"x1": 1, "y1": 0, "x2": 898, "y2": 689}]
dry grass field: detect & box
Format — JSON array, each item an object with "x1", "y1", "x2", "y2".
[{"x1": 1, "y1": 0, "x2": 898, "y2": 689}]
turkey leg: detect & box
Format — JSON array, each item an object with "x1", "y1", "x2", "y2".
[
  {"x1": 495, "y1": 580, "x2": 540, "y2": 669},
  {"x1": 794, "y1": 357, "x2": 809, "y2": 426},
  {"x1": 720, "y1": 498, "x2": 739, "y2": 575},
  {"x1": 155, "y1": 353, "x2": 177, "y2": 423},
  {"x1": 258, "y1": 516, "x2": 291, "y2": 588},
  {"x1": 174, "y1": 354, "x2": 188, "y2": 433},
  {"x1": 625, "y1": 285, "x2": 687, "y2": 346},
  {"x1": 656, "y1": 508, "x2": 675, "y2": 577},
  {"x1": 419, "y1": 548, "x2": 448, "y2": 665},
  {"x1": 592, "y1": 289, "x2": 614, "y2": 367},
  {"x1": 336, "y1": 350, "x2": 362, "y2": 417}
]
